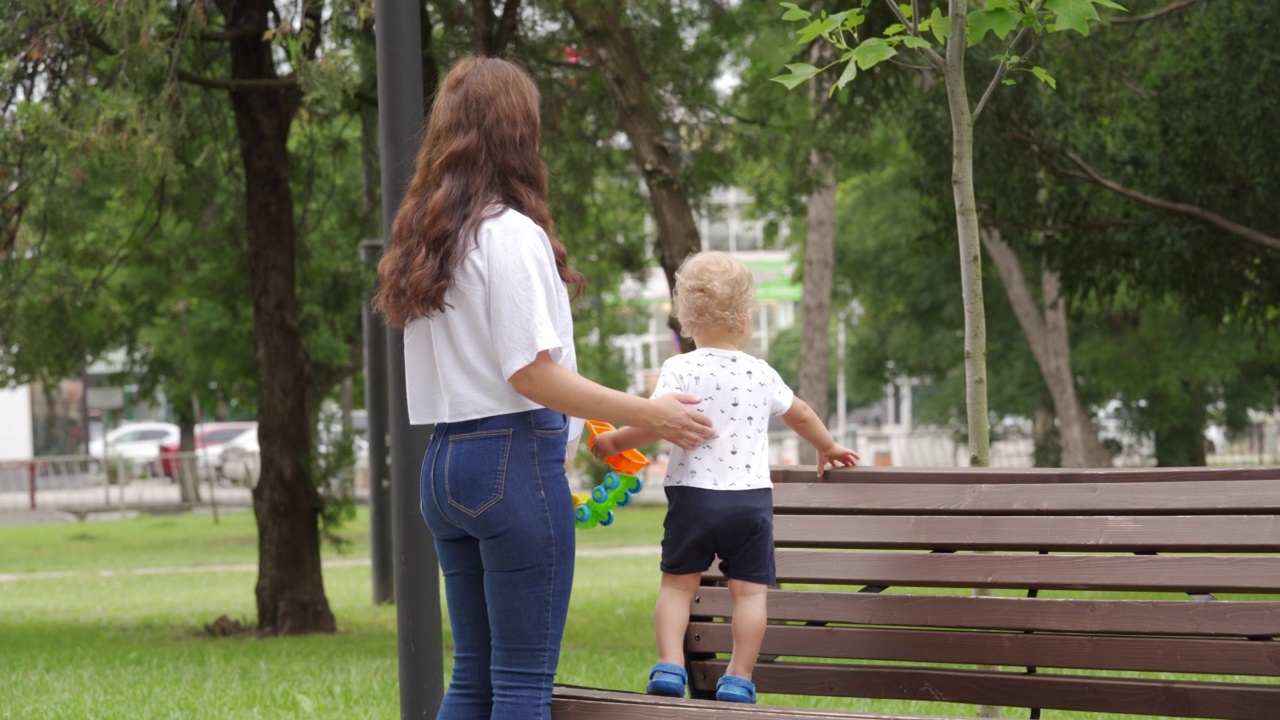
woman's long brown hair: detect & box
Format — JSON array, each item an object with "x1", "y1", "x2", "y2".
[{"x1": 374, "y1": 57, "x2": 585, "y2": 328}]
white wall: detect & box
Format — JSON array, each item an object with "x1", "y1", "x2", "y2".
[{"x1": 0, "y1": 385, "x2": 34, "y2": 461}]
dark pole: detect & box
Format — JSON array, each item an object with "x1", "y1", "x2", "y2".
[
  {"x1": 362, "y1": 239, "x2": 393, "y2": 606},
  {"x1": 374, "y1": 4, "x2": 443, "y2": 718}
]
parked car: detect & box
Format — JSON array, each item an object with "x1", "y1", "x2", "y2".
[
  {"x1": 87, "y1": 421, "x2": 180, "y2": 478},
  {"x1": 219, "y1": 420, "x2": 366, "y2": 489},
  {"x1": 217, "y1": 427, "x2": 260, "y2": 487},
  {"x1": 159, "y1": 422, "x2": 258, "y2": 480}
]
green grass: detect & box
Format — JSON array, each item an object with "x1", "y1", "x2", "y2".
[{"x1": 0, "y1": 505, "x2": 1241, "y2": 719}]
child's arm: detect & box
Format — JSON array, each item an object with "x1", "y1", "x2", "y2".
[
  {"x1": 591, "y1": 426, "x2": 661, "y2": 463},
  {"x1": 779, "y1": 397, "x2": 860, "y2": 476}
]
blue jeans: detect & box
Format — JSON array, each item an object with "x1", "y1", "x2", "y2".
[{"x1": 420, "y1": 408, "x2": 576, "y2": 720}]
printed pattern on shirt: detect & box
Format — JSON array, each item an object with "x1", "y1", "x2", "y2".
[{"x1": 653, "y1": 348, "x2": 794, "y2": 491}]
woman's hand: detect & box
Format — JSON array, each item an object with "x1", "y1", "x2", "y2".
[{"x1": 643, "y1": 393, "x2": 716, "y2": 450}]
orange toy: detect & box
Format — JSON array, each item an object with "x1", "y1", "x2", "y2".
[{"x1": 583, "y1": 419, "x2": 650, "y2": 475}]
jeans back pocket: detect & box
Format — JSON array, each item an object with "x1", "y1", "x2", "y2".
[{"x1": 445, "y1": 429, "x2": 512, "y2": 516}]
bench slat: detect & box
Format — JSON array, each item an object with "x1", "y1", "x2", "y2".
[
  {"x1": 693, "y1": 587, "x2": 1280, "y2": 636},
  {"x1": 773, "y1": 466, "x2": 1280, "y2": 485},
  {"x1": 686, "y1": 622, "x2": 1280, "y2": 676},
  {"x1": 550, "y1": 685, "x2": 935, "y2": 720},
  {"x1": 773, "y1": 514, "x2": 1280, "y2": 551},
  {"x1": 688, "y1": 661, "x2": 1280, "y2": 720},
  {"x1": 771, "y1": 481, "x2": 1280, "y2": 515},
  {"x1": 755, "y1": 550, "x2": 1280, "y2": 593}
]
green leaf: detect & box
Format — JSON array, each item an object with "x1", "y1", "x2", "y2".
[
  {"x1": 884, "y1": 23, "x2": 907, "y2": 36},
  {"x1": 1002, "y1": 78, "x2": 1017, "y2": 86},
  {"x1": 929, "y1": 7, "x2": 952, "y2": 43},
  {"x1": 900, "y1": 35, "x2": 932, "y2": 50},
  {"x1": 1045, "y1": 0, "x2": 1100, "y2": 36},
  {"x1": 770, "y1": 63, "x2": 822, "y2": 90},
  {"x1": 797, "y1": 16, "x2": 840, "y2": 44},
  {"x1": 968, "y1": 8, "x2": 1022, "y2": 46},
  {"x1": 779, "y1": 2, "x2": 811, "y2": 22},
  {"x1": 899, "y1": 3, "x2": 914, "y2": 20},
  {"x1": 852, "y1": 37, "x2": 898, "y2": 70},
  {"x1": 1093, "y1": 0, "x2": 1127, "y2": 9},
  {"x1": 1022, "y1": 10, "x2": 1044, "y2": 33},
  {"x1": 1031, "y1": 65, "x2": 1057, "y2": 88},
  {"x1": 842, "y1": 11, "x2": 867, "y2": 30},
  {"x1": 833, "y1": 58, "x2": 859, "y2": 93}
]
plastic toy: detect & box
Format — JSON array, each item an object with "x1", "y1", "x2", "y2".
[
  {"x1": 573, "y1": 420, "x2": 650, "y2": 529},
  {"x1": 583, "y1": 419, "x2": 650, "y2": 474}
]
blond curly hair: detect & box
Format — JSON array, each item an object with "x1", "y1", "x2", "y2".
[{"x1": 673, "y1": 251, "x2": 755, "y2": 338}]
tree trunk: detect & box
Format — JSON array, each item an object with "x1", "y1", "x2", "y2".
[
  {"x1": 221, "y1": 0, "x2": 334, "y2": 635},
  {"x1": 563, "y1": 0, "x2": 701, "y2": 351},
  {"x1": 943, "y1": 0, "x2": 990, "y2": 468},
  {"x1": 980, "y1": 226, "x2": 1112, "y2": 467},
  {"x1": 797, "y1": 40, "x2": 837, "y2": 466},
  {"x1": 1031, "y1": 401, "x2": 1060, "y2": 467},
  {"x1": 797, "y1": 155, "x2": 835, "y2": 464},
  {"x1": 945, "y1": 5, "x2": 998, "y2": 717},
  {"x1": 1153, "y1": 383, "x2": 1208, "y2": 467}
]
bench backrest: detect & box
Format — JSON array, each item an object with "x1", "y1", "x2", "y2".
[{"x1": 685, "y1": 466, "x2": 1280, "y2": 719}]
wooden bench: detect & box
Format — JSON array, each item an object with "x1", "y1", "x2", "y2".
[{"x1": 552, "y1": 466, "x2": 1280, "y2": 719}]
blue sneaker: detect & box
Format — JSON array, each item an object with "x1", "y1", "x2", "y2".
[
  {"x1": 645, "y1": 662, "x2": 687, "y2": 697},
  {"x1": 715, "y1": 675, "x2": 756, "y2": 704}
]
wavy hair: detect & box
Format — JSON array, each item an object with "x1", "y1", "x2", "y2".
[
  {"x1": 374, "y1": 57, "x2": 585, "y2": 328},
  {"x1": 673, "y1": 251, "x2": 755, "y2": 338}
]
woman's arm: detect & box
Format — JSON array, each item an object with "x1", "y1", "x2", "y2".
[{"x1": 509, "y1": 351, "x2": 715, "y2": 450}]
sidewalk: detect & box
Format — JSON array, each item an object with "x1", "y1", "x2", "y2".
[{"x1": 0, "y1": 546, "x2": 659, "y2": 584}]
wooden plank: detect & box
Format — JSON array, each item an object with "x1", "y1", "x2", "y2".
[
  {"x1": 772, "y1": 466, "x2": 1280, "y2": 485},
  {"x1": 772, "y1": 514, "x2": 1280, "y2": 551},
  {"x1": 745, "y1": 551, "x2": 1280, "y2": 593},
  {"x1": 692, "y1": 587, "x2": 1280, "y2": 637},
  {"x1": 771, "y1": 481, "x2": 1280, "y2": 515},
  {"x1": 550, "y1": 685, "x2": 946, "y2": 720},
  {"x1": 686, "y1": 622, "x2": 1280, "y2": 676},
  {"x1": 688, "y1": 662, "x2": 1280, "y2": 720}
]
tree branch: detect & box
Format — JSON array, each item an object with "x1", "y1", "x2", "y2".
[
  {"x1": 495, "y1": 0, "x2": 521, "y2": 51},
  {"x1": 195, "y1": 25, "x2": 259, "y2": 42},
  {"x1": 1111, "y1": 0, "x2": 1198, "y2": 24},
  {"x1": 177, "y1": 69, "x2": 298, "y2": 91},
  {"x1": 1012, "y1": 130, "x2": 1280, "y2": 253},
  {"x1": 973, "y1": 0, "x2": 1044, "y2": 123},
  {"x1": 881, "y1": 0, "x2": 944, "y2": 68}
]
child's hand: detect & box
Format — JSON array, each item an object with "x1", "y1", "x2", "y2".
[
  {"x1": 591, "y1": 431, "x2": 621, "y2": 462},
  {"x1": 816, "y1": 444, "x2": 859, "y2": 477}
]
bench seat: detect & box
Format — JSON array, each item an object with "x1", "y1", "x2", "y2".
[{"x1": 553, "y1": 466, "x2": 1280, "y2": 719}]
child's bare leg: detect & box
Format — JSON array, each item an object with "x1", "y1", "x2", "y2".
[
  {"x1": 724, "y1": 578, "x2": 768, "y2": 679},
  {"x1": 654, "y1": 572, "x2": 702, "y2": 665}
]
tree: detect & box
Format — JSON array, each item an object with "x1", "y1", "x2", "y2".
[
  {"x1": 1, "y1": 0, "x2": 378, "y2": 635},
  {"x1": 560, "y1": 0, "x2": 717, "y2": 350},
  {"x1": 776, "y1": 0, "x2": 1124, "y2": 467}
]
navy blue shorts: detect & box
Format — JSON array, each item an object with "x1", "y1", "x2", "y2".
[{"x1": 660, "y1": 485, "x2": 775, "y2": 585}]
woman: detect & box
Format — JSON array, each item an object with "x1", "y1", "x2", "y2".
[{"x1": 374, "y1": 56, "x2": 715, "y2": 720}]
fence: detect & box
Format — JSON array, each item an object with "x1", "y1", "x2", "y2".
[
  {"x1": 0, "y1": 452, "x2": 253, "y2": 516},
  {"x1": 5, "y1": 424, "x2": 1276, "y2": 518}
]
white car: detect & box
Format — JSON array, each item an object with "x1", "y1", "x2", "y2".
[
  {"x1": 219, "y1": 422, "x2": 367, "y2": 489},
  {"x1": 217, "y1": 428, "x2": 261, "y2": 487},
  {"x1": 87, "y1": 421, "x2": 180, "y2": 478}
]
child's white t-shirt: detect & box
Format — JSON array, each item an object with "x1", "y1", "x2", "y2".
[
  {"x1": 652, "y1": 348, "x2": 794, "y2": 490},
  {"x1": 403, "y1": 207, "x2": 583, "y2": 444}
]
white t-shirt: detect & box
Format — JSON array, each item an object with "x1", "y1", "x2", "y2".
[
  {"x1": 403, "y1": 207, "x2": 583, "y2": 444},
  {"x1": 652, "y1": 348, "x2": 794, "y2": 490}
]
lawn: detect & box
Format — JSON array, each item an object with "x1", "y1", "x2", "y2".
[{"x1": 0, "y1": 504, "x2": 1173, "y2": 719}]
